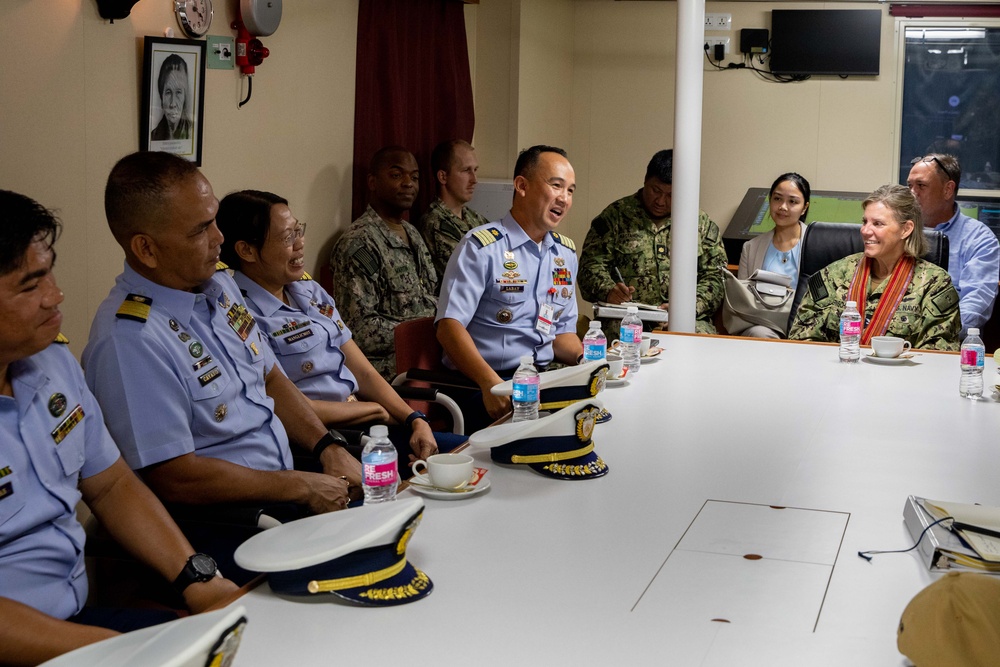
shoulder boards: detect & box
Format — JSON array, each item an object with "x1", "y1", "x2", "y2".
[
  {"x1": 929, "y1": 286, "x2": 959, "y2": 316},
  {"x1": 551, "y1": 232, "x2": 576, "y2": 251},
  {"x1": 471, "y1": 227, "x2": 502, "y2": 248},
  {"x1": 54, "y1": 333, "x2": 70, "y2": 345},
  {"x1": 116, "y1": 293, "x2": 152, "y2": 323},
  {"x1": 299, "y1": 271, "x2": 314, "y2": 281},
  {"x1": 350, "y1": 246, "x2": 380, "y2": 277},
  {"x1": 806, "y1": 273, "x2": 828, "y2": 303},
  {"x1": 215, "y1": 261, "x2": 230, "y2": 271}
]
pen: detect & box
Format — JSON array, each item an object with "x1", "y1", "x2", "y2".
[{"x1": 614, "y1": 267, "x2": 625, "y2": 285}]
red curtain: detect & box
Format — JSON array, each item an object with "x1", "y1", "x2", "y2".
[
  {"x1": 352, "y1": 0, "x2": 476, "y2": 222},
  {"x1": 890, "y1": 4, "x2": 1000, "y2": 18}
]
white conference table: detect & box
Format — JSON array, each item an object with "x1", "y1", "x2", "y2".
[{"x1": 228, "y1": 334, "x2": 1000, "y2": 666}]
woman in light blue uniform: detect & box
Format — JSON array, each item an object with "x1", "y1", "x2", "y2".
[{"x1": 216, "y1": 191, "x2": 462, "y2": 471}]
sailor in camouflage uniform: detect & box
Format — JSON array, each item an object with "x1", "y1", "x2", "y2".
[
  {"x1": 788, "y1": 184, "x2": 961, "y2": 351},
  {"x1": 330, "y1": 147, "x2": 438, "y2": 380},
  {"x1": 437, "y1": 146, "x2": 584, "y2": 426},
  {"x1": 578, "y1": 149, "x2": 726, "y2": 337},
  {"x1": 419, "y1": 140, "x2": 490, "y2": 280}
]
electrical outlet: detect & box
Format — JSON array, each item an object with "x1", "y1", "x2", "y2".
[
  {"x1": 705, "y1": 13, "x2": 732, "y2": 31},
  {"x1": 704, "y1": 38, "x2": 730, "y2": 57}
]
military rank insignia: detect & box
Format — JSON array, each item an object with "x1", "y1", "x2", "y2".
[
  {"x1": 116, "y1": 293, "x2": 152, "y2": 322},
  {"x1": 0, "y1": 466, "x2": 12, "y2": 503},
  {"x1": 656, "y1": 244, "x2": 667, "y2": 257},
  {"x1": 552, "y1": 268, "x2": 572, "y2": 285}
]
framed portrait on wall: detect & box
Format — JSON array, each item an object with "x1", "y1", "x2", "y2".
[{"x1": 140, "y1": 37, "x2": 206, "y2": 165}]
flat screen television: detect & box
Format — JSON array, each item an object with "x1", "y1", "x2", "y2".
[{"x1": 770, "y1": 9, "x2": 882, "y2": 76}]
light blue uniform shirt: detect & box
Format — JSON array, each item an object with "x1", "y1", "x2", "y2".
[
  {"x1": 235, "y1": 271, "x2": 359, "y2": 402},
  {"x1": 0, "y1": 344, "x2": 120, "y2": 619},
  {"x1": 436, "y1": 214, "x2": 579, "y2": 371},
  {"x1": 83, "y1": 265, "x2": 292, "y2": 472},
  {"x1": 933, "y1": 205, "x2": 1000, "y2": 334}
]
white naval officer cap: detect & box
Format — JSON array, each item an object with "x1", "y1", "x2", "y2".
[
  {"x1": 234, "y1": 497, "x2": 432, "y2": 606},
  {"x1": 39, "y1": 606, "x2": 248, "y2": 667},
  {"x1": 469, "y1": 400, "x2": 609, "y2": 480},
  {"x1": 491, "y1": 360, "x2": 612, "y2": 418}
]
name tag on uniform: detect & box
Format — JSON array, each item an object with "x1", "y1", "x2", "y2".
[{"x1": 536, "y1": 303, "x2": 555, "y2": 334}]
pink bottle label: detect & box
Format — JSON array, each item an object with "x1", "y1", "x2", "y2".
[
  {"x1": 364, "y1": 462, "x2": 397, "y2": 487},
  {"x1": 621, "y1": 324, "x2": 642, "y2": 344},
  {"x1": 841, "y1": 321, "x2": 861, "y2": 336},
  {"x1": 961, "y1": 349, "x2": 983, "y2": 366}
]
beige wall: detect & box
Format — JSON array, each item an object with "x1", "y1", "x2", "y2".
[
  {"x1": 0, "y1": 0, "x2": 358, "y2": 356},
  {"x1": 474, "y1": 0, "x2": 899, "y2": 249},
  {"x1": 2, "y1": 0, "x2": 903, "y2": 356}
]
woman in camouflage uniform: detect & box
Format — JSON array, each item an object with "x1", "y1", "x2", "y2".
[{"x1": 788, "y1": 184, "x2": 960, "y2": 351}]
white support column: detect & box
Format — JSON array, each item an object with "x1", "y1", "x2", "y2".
[{"x1": 668, "y1": 0, "x2": 705, "y2": 333}]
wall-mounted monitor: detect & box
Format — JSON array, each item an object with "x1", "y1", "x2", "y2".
[{"x1": 770, "y1": 9, "x2": 882, "y2": 77}]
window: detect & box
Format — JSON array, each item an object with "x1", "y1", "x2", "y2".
[{"x1": 897, "y1": 23, "x2": 1000, "y2": 193}]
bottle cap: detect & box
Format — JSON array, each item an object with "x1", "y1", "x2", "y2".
[
  {"x1": 589, "y1": 320, "x2": 599, "y2": 327},
  {"x1": 520, "y1": 355, "x2": 533, "y2": 365},
  {"x1": 969, "y1": 328, "x2": 981, "y2": 336},
  {"x1": 846, "y1": 301, "x2": 857, "y2": 308},
  {"x1": 626, "y1": 306, "x2": 638, "y2": 313},
  {"x1": 370, "y1": 425, "x2": 388, "y2": 438}
]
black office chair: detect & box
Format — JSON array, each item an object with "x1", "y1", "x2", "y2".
[{"x1": 787, "y1": 221, "x2": 949, "y2": 329}]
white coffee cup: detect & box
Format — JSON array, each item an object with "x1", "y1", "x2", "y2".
[
  {"x1": 410, "y1": 453, "x2": 474, "y2": 489},
  {"x1": 639, "y1": 337, "x2": 652, "y2": 356},
  {"x1": 871, "y1": 336, "x2": 911, "y2": 358},
  {"x1": 606, "y1": 353, "x2": 624, "y2": 379}
]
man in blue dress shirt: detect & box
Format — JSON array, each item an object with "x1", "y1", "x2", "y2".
[
  {"x1": 83, "y1": 153, "x2": 360, "y2": 546},
  {"x1": 436, "y1": 145, "x2": 584, "y2": 423},
  {"x1": 0, "y1": 190, "x2": 237, "y2": 665},
  {"x1": 908, "y1": 154, "x2": 1000, "y2": 335}
]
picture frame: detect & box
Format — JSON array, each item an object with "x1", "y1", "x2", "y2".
[{"x1": 140, "y1": 36, "x2": 206, "y2": 165}]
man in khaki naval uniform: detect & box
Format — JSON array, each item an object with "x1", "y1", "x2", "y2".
[
  {"x1": 330, "y1": 147, "x2": 438, "y2": 379},
  {"x1": 419, "y1": 139, "x2": 489, "y2": 281},
  {"x1": 578, "y1": 149, "x2": 727, "y2": 337}
]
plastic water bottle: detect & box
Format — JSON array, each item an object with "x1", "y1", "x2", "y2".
[
  {"x1": 582, "y1": 321, "x2": 607, "y2": 362},
  {"x1": 620, "y1": 306, "x2": 642, "y2": 375},
  {"x1": 362, "y1": 425, "x2": 397, "y2": 503},
  {"x1": 511, "y1": 355, "x2": 540, "y2": 422},
  {"x1": 839, "y1": 300, "x2": 862, "y2": 363},
  {"x1": 960, "y1": 327, "x2": 985, "y2": 400}
]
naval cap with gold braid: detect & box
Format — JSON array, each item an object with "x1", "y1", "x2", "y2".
[
  {"x1": 469, "y1": 400, "x2": 609, "y2": 480},
  {"x1": 234, "y1": 497, "x2": 432, "y2": 606}
]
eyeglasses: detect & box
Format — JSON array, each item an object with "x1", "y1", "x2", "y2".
[
  {"x1": 279, "y1": 223, "x2": 306, "y2": 247},
  {"x1": 910, "y1": 156, "x2": 959, "y2": 184}
]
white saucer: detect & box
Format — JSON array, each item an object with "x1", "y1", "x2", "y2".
[
  {"x1": 863, "y1": 353, "x2": 917, "y2": 366},
  {"x1": 406, "y1": 473, "x2": 490, "y2": 501},
  {"x1": 606, "y1": 376, "x2": 630, "y2": 387}
]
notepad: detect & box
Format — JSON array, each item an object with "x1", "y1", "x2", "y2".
[
  {"x1": 596, "y1": 300, "x2": 663, "y2": 312},
  {"x1": 922, "y1": 498, "x2": 1000, "y2": 563}
]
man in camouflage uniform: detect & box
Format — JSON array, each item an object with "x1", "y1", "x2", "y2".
[
  {"x1": 578, "y1": 149, "x2": 726, "y2": 337},
  {"x1": 788, "y1": 253, "x2": 960, "y2": 351},
  {"x1": 330, "y1": 147, "x2": 437, "y2": 379},
  {"x1": 420, "y1": 140, "x2": 490, "y2": 280}
]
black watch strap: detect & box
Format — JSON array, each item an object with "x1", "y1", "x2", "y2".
[
  {"x1": 313, "y1": 429, "x2": 348, "y2": 460},
  {"x1": 404, "y1": 411, "x2": 429, "y2": 430},
  {"x1": 173, "y1": 553, "x2": 218, "y2": 594}
]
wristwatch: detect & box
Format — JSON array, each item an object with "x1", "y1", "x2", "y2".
[
  {"x1": 404, "y1": 410, "x2": 429, "y2": 430},
  {"x1": 173, "y1": 553, "x2": 219, "y2": 594}
]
